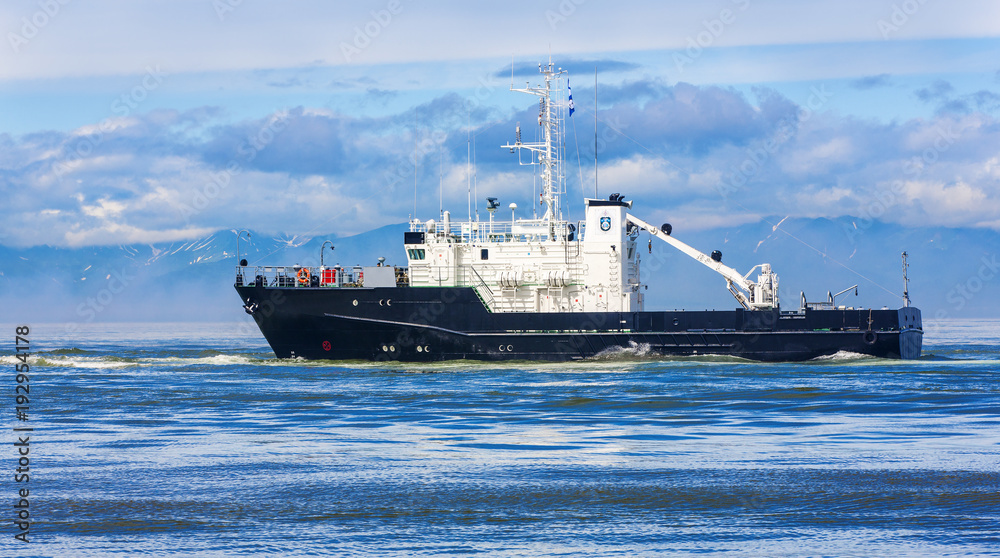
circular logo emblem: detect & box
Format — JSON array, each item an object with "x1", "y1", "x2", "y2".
[
  {"x1": 322, "y1": 340, "x2": 332, "y2": 351},
  {"x1": 600, "y1": 216, "x2": 612, "y2": 231}
]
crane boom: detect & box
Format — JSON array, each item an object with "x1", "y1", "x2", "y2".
[{"x1": 626, "y1": 213, "x2": 780, "y2": 310}]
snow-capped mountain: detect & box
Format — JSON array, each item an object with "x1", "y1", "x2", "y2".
[{"x1": 1, "y1": 219, "x2": 997, "y2": 324}]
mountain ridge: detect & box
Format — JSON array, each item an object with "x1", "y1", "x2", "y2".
[{"x1": 2, "y1": 218, "x2": 996, "y2": 325}]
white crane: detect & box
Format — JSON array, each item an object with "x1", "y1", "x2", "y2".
[{"x1": 626, "y1": 214, "x2": 780, "y2": 310}]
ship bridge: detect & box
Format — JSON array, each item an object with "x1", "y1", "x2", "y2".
[{"x1": 403, "y1": 195, "x2": 642, "y2": 313}]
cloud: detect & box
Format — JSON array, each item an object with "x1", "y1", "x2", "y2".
[
  {"x1": 365, "y1": 88, "x2": 399, "y2": 101},
  {"x1": 915, "y1": 79, "x2": 955, "y2": 102},
  {"x1": 494, "y1": 59, "x2": 642, "y2": 79},
  {"x1": 266, "y1": 77, "x2": 304, "y2": 88},
  {"x1": 912, "y1": 81, "x2": 1000, "y2": 117},
  {"x1": 6, "y1": 1, "x2": 1000, "y2": 82},
  {"x1": 972, "y1": 90, "x2": 1000, "y2": 113},
  {"x1": 850, "y1": 74, "x2": 892, "y2": 90},
  {"x1": 3, "y1": 77, "x2": 1000, "y2": 248}
]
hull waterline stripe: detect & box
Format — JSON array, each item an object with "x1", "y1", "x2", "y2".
[
  {"x1": 323, "y1": 313, "x2": 471, "y2": 337},
  {"x1": 324, "y1": 312, "x2": 914, "y2": 339}
]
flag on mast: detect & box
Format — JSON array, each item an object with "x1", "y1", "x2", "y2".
[{"x1": 568, "y1": 80, "x2": 575, "y2": 116}]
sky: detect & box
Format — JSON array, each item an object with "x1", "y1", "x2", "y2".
[{"x1": 2, "y1": 0, "x2": 1000, "y2": 249}]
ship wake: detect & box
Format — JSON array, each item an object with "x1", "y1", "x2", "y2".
[
  {"x1": 591, "y1": 341, "x2": 655, "y2": 360},
  {"x1": 810, "y1": 350, "x2": 877, "y2": 362}
]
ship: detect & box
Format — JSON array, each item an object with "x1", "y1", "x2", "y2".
[{"x1": 235, "y1": 62, "x2": 923, "y2": 362}]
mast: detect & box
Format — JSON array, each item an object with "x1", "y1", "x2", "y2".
[
  {"x1": 502, "y1": 61, "x2": 569, "y2": 236},
  {"x1": 902, "y1": 251, "x2": 911, "y2": 307}
]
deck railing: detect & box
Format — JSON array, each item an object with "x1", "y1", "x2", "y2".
[
  {"x1": 409, "y1": 218, "x2": 584, "y2": 244},
  {"x1": 235, "y1": 265, "x2": 410, "y2": 288}
]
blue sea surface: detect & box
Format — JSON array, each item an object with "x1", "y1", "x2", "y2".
[{"x1": 6, "y1": 319, "x2": 1000, "y2": 556}]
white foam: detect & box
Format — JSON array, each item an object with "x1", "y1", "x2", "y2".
[
  {"x1": 592, "y1": 340, "x2": 654, "y2": 359},
  {"x1": 19, "y1": 353, "x2": 268, "y2": 369},
  {"x1": 34, "y1": 356, "x2": 136, "y2": 369},
  {"x1": 810, "y1": 350, "x2": 876, "y2": 362},
  {"x1": 139, "y1": 354, "x2": 262, "y2": 366}
]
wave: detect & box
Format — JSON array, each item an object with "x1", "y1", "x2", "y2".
[
  {"x1": 144, "y1": 354, "x2": 263, "y2": 367},
  {"x1": 13, "y1": 353, "x2": 270, "y2": 369},
  {"x1": 810, "y1": 351, "x2": 877, "y2": 362},
  {"x1": 10, "y1": 348, "x2": 997, "y2": 370},
  {"x1": 591, "y1": 341, "x2": 655, "y2": 360},
  {"x1": 586, "y1": 343, "x2": 759, "y2": 365},
  {"x1": 32, "y1": 356, "x2": 139, "y2": 369},
  {"x1": 43, "y1": 347, "x2": 97, "y2": 356}
]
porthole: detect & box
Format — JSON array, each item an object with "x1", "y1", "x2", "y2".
[{"x1": 353, "y1": 299, "x2": 359, "y2": 306}]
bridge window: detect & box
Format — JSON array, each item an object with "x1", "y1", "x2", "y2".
[{"x1": 407, "y1": 249, "x2": 426, "y2": 260}]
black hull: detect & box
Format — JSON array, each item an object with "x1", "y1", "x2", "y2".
[{"x1": 236, "y1": 285, "x2": 922, "y2": 362}]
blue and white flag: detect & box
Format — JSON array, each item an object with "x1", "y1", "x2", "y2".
[{"x1": 568, "y1": 80, "x2": 575, "y2": 116}]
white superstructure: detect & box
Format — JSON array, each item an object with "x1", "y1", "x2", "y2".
[{"x1": 404, "y1": 61, "x2": 779, "y2": 313}]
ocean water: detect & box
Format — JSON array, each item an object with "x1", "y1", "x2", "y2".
[{"x1": 5, "y1": 319, "x2": 1000, "y2": 557}]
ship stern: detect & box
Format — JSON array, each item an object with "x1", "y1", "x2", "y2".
[{"x1": 898, "y1": 306, "x2": 923, "y2": 359}]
